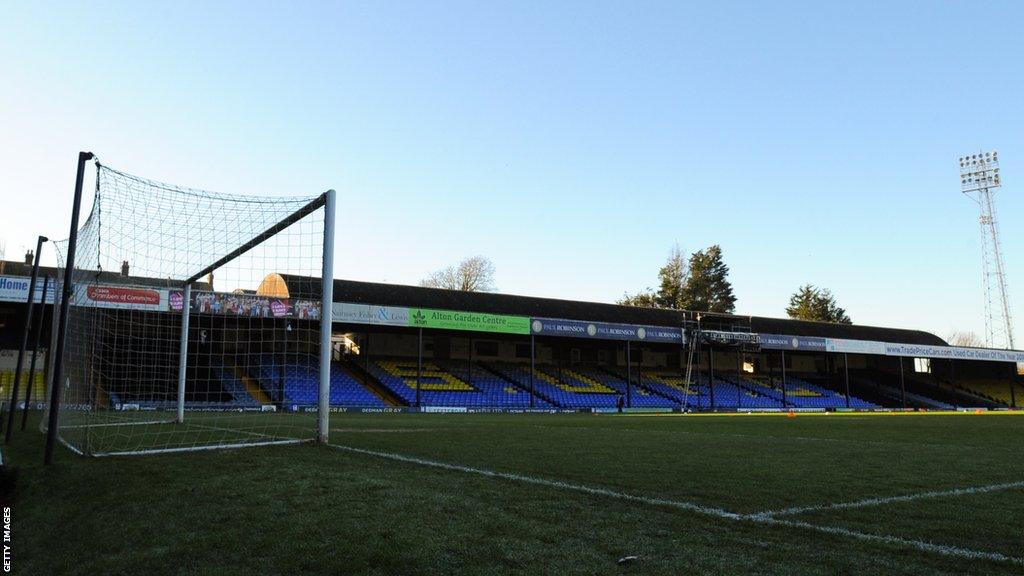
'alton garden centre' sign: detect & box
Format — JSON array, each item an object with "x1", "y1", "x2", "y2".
[{"x1": 408, "y1": 308, "x2": 531, "y2": 335}]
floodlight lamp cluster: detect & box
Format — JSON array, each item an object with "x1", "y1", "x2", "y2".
[{"x1": 959, "y1": 151, "x2": 1001, "y2": 191}]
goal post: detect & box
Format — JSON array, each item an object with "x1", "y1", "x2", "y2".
[
  {"x1": 318, "y1": 189, "x2": 336, "y2": 444},
  {"x1": 43, "y1": 153, "x2": 336, "y2": 460},
  {"x1": 176, "y1": 283, "x2": 191, "y2": 424}
]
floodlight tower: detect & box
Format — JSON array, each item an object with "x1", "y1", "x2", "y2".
[{"x1": 959, "y1": 150, "x2": 1015, "y2": 349}]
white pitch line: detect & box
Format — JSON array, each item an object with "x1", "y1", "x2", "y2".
[
  {"x1": 758, "y1": 517, "x2": 1022, "y2": 565},
  {"x1": 61, "y1": 419, "x2": 174, "y2": 429},
  {"x1": 328, "y1": 443, "x2": 743, "y2": 519},
  {"x1": 328, "y1": 443, "x2": 1024, "y2": 566},
  {"x1": 749, "y1": 480, "x2": 1024, "y2": 519}
]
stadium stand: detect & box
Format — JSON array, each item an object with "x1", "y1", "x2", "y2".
[
  {"x1": 252, "y1": 356, "x2": 387, "y2": 407},
  {"x1": 363, "y1": 358, "x2": 542, "y2": 408},
  {"x1": 956, "y1": 380, "x2": 1019, "y2": 407}
]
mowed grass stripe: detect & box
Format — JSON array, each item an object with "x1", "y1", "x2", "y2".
[
  {"x1": 329, "y1": 442, "x2": 1024, "y2": 566},
  {"x1": 329, "y1": 414, "x2": 1024, "y2": 514}
]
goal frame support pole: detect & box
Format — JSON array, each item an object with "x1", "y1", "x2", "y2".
[
  {"x1": 176, "y1": 284, "x2": 192, "y2": 424},
  {"x1": 5, "y1": 235, "x2": 46, "y2": 442},
  {"x1": 45, "y1": 151, "x2": 93, "y2": 465},
  {"x1": 317, "y1": 189, "x2": 336, "y2": 443},
  {"x1": 21, "y1": 275, "x2": 50, "y2": 431}
]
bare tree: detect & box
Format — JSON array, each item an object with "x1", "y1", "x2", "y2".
[
  {"x1": 420, "y1": 256, "x2": 496, "y2": 292},
  {"x1": 947, "y1": 331, "x2": 983, "y2": 347}
]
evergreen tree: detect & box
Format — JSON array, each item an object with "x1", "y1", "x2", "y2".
[
  {"x1": 786, "y1": 284, "x2": 819, "y2": 320},
  {"x1": 680, "y1": 245, "x2": 735, "y2": 313},
  {"x1": 654, "y1": 244, "x2": 688, "y2": 309},
  {"x1": 786, "y1": 284, "x2": 852, "y2": 324},
  {"x1": 617, "y1": 291, "x2": 658, "y2": 307}
]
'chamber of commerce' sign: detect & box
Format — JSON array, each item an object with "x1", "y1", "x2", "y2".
[
  {"x1": 530, "y1": 317, "x2": 684, "y2": 343},
  {"x1": 408, "y1": 308, "x2": 530, "y2": 334},
  {"x1": 71, "y1": 284, "x2": 168, "y2": 311}
]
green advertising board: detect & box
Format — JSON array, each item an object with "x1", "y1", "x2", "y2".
[{"x1": 408, "y1": 308, "x2": 530, "y2": 334}]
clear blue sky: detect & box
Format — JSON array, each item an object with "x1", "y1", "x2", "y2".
[{"x1": 2, "y1": 1, "x2": 1022, "y2": 343}]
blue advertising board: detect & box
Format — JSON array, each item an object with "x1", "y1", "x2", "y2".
[
  {"x1": 529, "y1": 317, "x2": 684, "y2": 343},
  {"x1": 759, "y1": 333, "x2": 827, "y2": 351}
]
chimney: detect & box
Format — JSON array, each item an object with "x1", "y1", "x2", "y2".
[
  {"x1": 25, "y1": 250, "x2": 33, "y2": 266},
  {"x1": 121, "y1": 260, "x2": 130, "y2": 277}
]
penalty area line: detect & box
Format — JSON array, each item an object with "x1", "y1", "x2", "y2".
[
  {"x1": 328, "y1": 443, "x2": 742, "y2": 519},
  {"x1": 749, "y1": 480, "x2": 1024, "y2": 519},
  {"x1": 328, "y1": 443, "x2": 1024, "y2": 566}
]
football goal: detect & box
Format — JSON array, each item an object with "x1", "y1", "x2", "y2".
[{"x1": 42, "y1": 152, "x2": 335, "y2": 457}]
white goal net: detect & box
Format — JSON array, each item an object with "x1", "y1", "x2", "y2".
[{"x1": 43, "y1": 159, "x2": 335, "y2": 456}]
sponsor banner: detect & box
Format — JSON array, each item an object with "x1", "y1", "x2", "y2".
[
  {"x1": 170, "y1": 290, "x2": 321, "y2": 320},
  {"x1": 420, "y1": 406, "x2": 469, "y2": 413},
  {"x1": 825, "y1": 337, "x2": 1024, "y2": 363},
  {"x1": 825, "y1": 338, "x2": 887, "y2": 355},
  {"x1": 529, "y1": 317, "x2": 684, "y2": 343},
  {"x1": 329, "y1": 406, "x2": 411, "y2": 413},
  {"x1": 883, "y1": 343, "x2": 1024, "y2": 363},
  {"x1": 0, "y1": 275, "x2": 57, "y2": 304},
  {"x1": 72, "y1": 284, "x2": 168, "y2": 311},
  {"x1": 409, "y1": 308, "x2": 530, "y2": 334},
  {"x1": 759, "y1": 333, "x2": 827, "y2": 351},
  {"x1": 332, "y1": 302, "x2": 409, "y2": 327},
  {"x1": 593, "y1": 407, "x2": 675, "y2": 414},
  {"x1": 700, "y1": 330, "x2": 760, "y2": 346}
]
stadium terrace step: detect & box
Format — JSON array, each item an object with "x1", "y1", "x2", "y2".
[
  {"x1": 477, "y1": 362, "x2": 560, "y2": 408},
  {"x1": 340, "y1": 360, "x2": 404, "y2": 407}
]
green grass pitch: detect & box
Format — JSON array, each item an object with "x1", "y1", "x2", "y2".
[{"x1": 5, "y1": 411, "x2": 1024, "y2": 575}]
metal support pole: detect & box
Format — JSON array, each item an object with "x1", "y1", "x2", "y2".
[
  {"x1": 45, "y1": 151, "x2": 93, "y2": 464},
  {"x1": 626, "y1": 341, "x2": 632, "y2": 408},
  {"x1": 780, "y1": 352, "x2": 788, "y2": 407},
  {"x1": 736, "y1": 351, "x2": 742, "y2": 409},
  {"x1": 6, "y1": 235, "x2": 46, "y2": 442},
  {"x1": 780, "y1": 350, "x2": 788, "y2": 409},
  {"x1": 278, "y1": 318, "x2": 287, "y2": 406},
  {"x1": 317, "y1": 189, "x2": 336, "y2": 443},
  {"x1": 529, "y1": 335, "x2": 535, "y2": 408},
  {"x1": 21, "y1": 275, "x2": 50, "y2": 431},
  {"x1": 944, "y1": 360, "x2": 957, "y2": 411},
  {"x1": 708, "y1": 347, "x2": 716, "y2": 410},
  {"x1": 416, "y1": 328, "x2": 422, "y2": 408},
  {"x1": 898, "y1": 356, "x2": 906, "y2": 410},
  {"x1": 843, "y1": 353, "x2": 850, "y2": 405},
  {"x1": 835, "y1": 355, "x2": 848, "y2": 408},
  {"x1": 176, "y1": 284, "x2": 192, "y2": 424},
  {"x1": 946, "y1": 358, "x2": 954, "y2": 407}
]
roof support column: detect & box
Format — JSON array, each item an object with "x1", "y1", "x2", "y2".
[
  {"x1": 843, "y1": 353, "x2": 850, "y2": 407},
  {"x1": 626, "y1": 341, "x2": 632, "y2": 409},
  {"x1": 708, "y1": 346, "x2": 716, "y2": 411},
  {"x1": 899, "y1": 356, "x2": 907, "y2": 410},
  {"x1": 780, "y1": 350, "x2": 787, "y2": 409},
  {"x1": 529, "y1": 335, "x2": 535, "y2": 409},
  {"x1": 416, "y1": 328, "x2": 422, "y2": 409}
]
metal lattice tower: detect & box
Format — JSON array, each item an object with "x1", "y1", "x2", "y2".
[{"x1": 959, "y1": 150, "x2": 1015, "y2": 349}]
